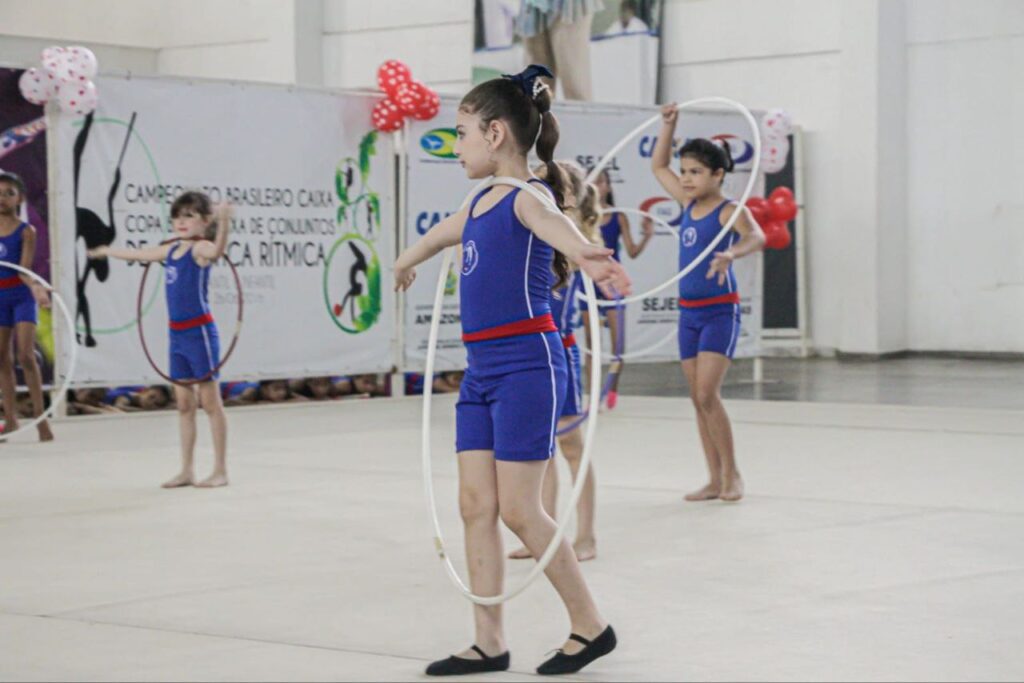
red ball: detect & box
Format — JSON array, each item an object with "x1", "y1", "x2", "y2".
[
  {"x1": 744, "y1": 197, "x2": 769, "y2": 226},
  {"x1": 410, "y1": 92, "x2": 440, "y2": 121},
  {"x1": 372, "y1": 98, "x2": 404, "y2": 132},
  {"x1": 395, "y1": 80, "x2": 430, "y2": 115},
  {"x1": 769, "y1": 186, "x2": 795, "y2": 203},
  {"x1": 377, "y1": 60, "x2": 412, "y2": 98},
  {"x1": 762, "y1": 220, "x2": 792, "y2": 250},
  {"x1": 767, "y1": 195, "x2": 798, "y2": 222}
]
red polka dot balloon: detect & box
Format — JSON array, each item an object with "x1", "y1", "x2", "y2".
[
  {"x1": 377, "y1": 60, "x2": 412, "y2": 99},
  {"x1": 395, "y1": 80, "x2": 430, "y2": 115},
  {"x1": 410, "y1": 90, "x2": 441, "y2": 121},
  {"x1": 371, "y1": 98, "x2": 404, "y2": 133}
]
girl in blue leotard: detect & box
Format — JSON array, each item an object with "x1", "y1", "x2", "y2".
[
  {"x1": 394, "y1": 66, "x2": 631, "y2": 677},
  {"x1": 580, "y1": 168, "x2": 654, "y2": 409},
  {"x1": 508, "y1": 159, "x2": 602, "y2": 564},
  {"x1": 91, "y1": 192, "x2": 232, "y2": 489},
  {"x1": 651, "y1": 103, "x2": 766, "y2": 503},
  {"x1": 0, "y1": 172, "x2": 53, "y2": 441}
]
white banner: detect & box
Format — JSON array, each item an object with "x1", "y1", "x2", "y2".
[
  {"x1": 403, "y1": 98, "x2": 763, "y2": 370},
  {"x1": 555, "y1": 101, "x2": 764, "y2": 361},
  {"x1": 53, "y1": 76, "x2": 396, "y2": 387}
]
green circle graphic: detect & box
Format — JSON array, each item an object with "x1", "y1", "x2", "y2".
[
  {"x1": 322, "y1": 233, "x2": 382, "y2": 334},
  {"x1": 70, "y1": 116, "x2": 169, "y2": 334}
]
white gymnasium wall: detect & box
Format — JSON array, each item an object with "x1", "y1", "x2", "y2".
[
  {"x1": 0, "y1": 0, "x2": 297, "y2": 82},
  {"x1": 0, "y1": 0, "x2": 159, "y2": 74},
  {"x1": 905, "y1": 0, "x2": 1024, "y2": 353},
  {"x1": 154, "y1": 1, "x2": 301, "y2": 84},
  {"x1": 662, "y1": 0, "x2": 1022, "y2": 355},
  {"x1": 321, "y1": 0, "x2": 473, "y2": 94},
  {"x1": 660, "y1": 0, "x2": 845, "y2": 351}
]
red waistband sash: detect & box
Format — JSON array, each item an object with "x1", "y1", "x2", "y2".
[
  {"x1": 678, "y1": 292, "x2": 740, "y2": 308},
  {"x1": 462, "y1": 312, "x2": 558, "y2": 343},
  {"x1": 169, "y1": 312, "x2": 214, "y2": 331},
  {"x1": 0, "y1": 276, "x2": 25, "y2": 289}
]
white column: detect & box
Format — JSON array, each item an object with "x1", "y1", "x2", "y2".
[{"x1": 837, "y1": 0, "x2": 908, "y2": 354}]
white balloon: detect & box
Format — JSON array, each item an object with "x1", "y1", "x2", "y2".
[
  {"x1": 54, "y1": 53, "x2": 91, "y2": 87},
  {"x1": 42, "y1": 49, "x2": 71, "y2": 81},
  {"x1": 40, "y1": 45, "x2": 65, "y2": 63},
  {"x1": 57, "y1": 80, "x2": 98, "y2": 115},
  {"x1": 760, "y1": 136, "x2": 790, "y2": 174},
  {"x1": 18, "y1": 68, "x2": 57, "y2": 106},
  {"x1": 761, "y1": 108, "x2": 793, "y2": 137},
  {"x1": 67, "y1": 46, "x2": 98, "y2": 79}
]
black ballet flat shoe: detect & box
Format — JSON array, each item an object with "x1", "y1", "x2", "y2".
[
  {"x1": 536, "y1": 625, "x2": 617, "y2": 675},
  {"x1": 425, "y1": 645, "x2": 510, "y2": 676}
]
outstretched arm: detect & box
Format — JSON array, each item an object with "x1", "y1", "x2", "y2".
[
  {"x1": 393, "y1": 207, "x2": 468, "y2": 291},
  {"x1": 516, "y1": 191, "x2": 632, "y2": 298},
  {"x1": 89, "y1": 242, "x2": 172, "y2": 264}
]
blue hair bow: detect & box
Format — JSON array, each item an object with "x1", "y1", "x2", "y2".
[{"x1": 502, "y1": 64, "x2": 554, "y2": 98}]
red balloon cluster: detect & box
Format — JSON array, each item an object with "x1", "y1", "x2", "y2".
[
  {"x1": 745, "y1": 186, "x2": 798, "y2": 250},
  {"x1": 371, "y1": 60, "x2": 441, "y2": 133}
]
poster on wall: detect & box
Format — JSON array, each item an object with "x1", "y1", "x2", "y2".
[
  {"x1": 473, "y1": 0, "x2": 663, "y2": 105},
  {"x1": 51, "y1": 75, "x2": 396, "y2": 387},
  {"x1": 554, "y1": 101, "x2": 763, "y2": 361},
  {"x1": 403, "y1": 97, "x2": 764, "y2": 370},
  {"x1": 0, "y1": 68, "x2": 55, "y2": 389}
]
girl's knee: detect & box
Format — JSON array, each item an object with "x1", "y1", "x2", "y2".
[
  {"x1": 694, "y1": 388, "x2": 719, "y2": 414},
  {"x1": 459, "y1": 487, "x2": 498, "y2": 525}
]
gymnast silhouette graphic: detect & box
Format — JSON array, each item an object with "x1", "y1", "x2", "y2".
[
  {"x1": 72, "y1": 111, "x2": 136, "y2": 347},
  {"x1": 337, "y1": 241, "x2": 368, "y2": 325}
]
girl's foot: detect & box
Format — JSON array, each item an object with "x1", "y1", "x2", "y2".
[
  {"x1": 38, "y1": 422, "x2": 54, "y2": 442},
  {"x1": 573, "y1": 538, "x2": 597, "y2": 562},
  {"x1": 720, "y1": 474, "x2": 744, "y2": 502},
  {"x1": 426, "y1": 644, "x2": 510, "y2": 676},
  {"x1": 684, "y1": 482, "x2": 721, "y2": 501},
  {"x1": 161, "y1": 472, "x2": 194, "y2": 488},
  {"x1": 508, "y1": 546, "x2": 532, "y2": 560},
  {"x1": 195, "y1": 472, "x2": 229, "y2": 488},
  {"x1": 605, "y1": 390, "x2": 618, "y2": 409},
  {"x1": 537, "y1": 625, "x2": 616, "y2": 675}
]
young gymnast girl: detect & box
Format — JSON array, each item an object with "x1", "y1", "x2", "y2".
[
  {"x1": 90, "y1": 192, "x2": 233, "y2": 489},
  {"x1": 508, "y1": 159, "x2": 600, "y2": 563},
  {"x1": 651, "y1": 103, "x2": 766, "y2": 502},
  {"x1": 579, "y1": 167, "x2": 654, "y2": 409},
  {"x1": 394, "y1": 66, "x2": 631, "y2": 676},
  {"x1": 0, "y1": 172, "x2": 53, "y2": 441}
]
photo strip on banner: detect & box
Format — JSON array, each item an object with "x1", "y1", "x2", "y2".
[{"x1": 473, "y1": 0, "x2": 664, "y2": 105}]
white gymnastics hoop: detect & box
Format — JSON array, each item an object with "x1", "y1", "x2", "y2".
[
  {"x1": 581, "y1": 97, "x2": 761, "y2": 308},
  {"x1": 0, "y1": 261, "x2": 78, "y2": 440},
  {"x1": 422, "y1": 176, "x2": 604, "y2": 606},
  {"x1": 578, "y1": 207, "x2": 678, "y2": 360}
]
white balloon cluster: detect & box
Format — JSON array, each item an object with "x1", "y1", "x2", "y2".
[
  {"x1": 759, "y1": 108, "x2": 793, "y2": 174},
  {"x1": 18, "y1": 46, "x2": 99, "y2": 115}
]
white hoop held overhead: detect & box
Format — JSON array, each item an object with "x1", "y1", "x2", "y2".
[
  {"x1": 0, "y1": 261, "x2": 78, "y2": 440},
  {"x1": 581, "y1": 97, "x2": 761, "y2": 308},
  {"x1": 579, "y1": 207, "x2": 677, "y2": 360},
  {"x1": 422, "y1": 176, "x2": 604, "y2": 606}
]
